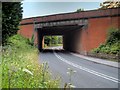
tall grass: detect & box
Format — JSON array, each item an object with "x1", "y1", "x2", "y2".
[
  {"x1": 0, "y1": 45, "x2": 2, "y2": 89},
  {"x1": 2, "y1": 34, "x2": 60, "y2": 88}
]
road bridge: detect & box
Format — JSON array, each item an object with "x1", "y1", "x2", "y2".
[{"x1": 19, "y1": 8, "x2": 120, "y2": 54}]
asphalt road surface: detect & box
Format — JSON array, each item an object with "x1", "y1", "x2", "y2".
[{"x1": 39, "y1": 47, "x2": 119, "y2": 88}]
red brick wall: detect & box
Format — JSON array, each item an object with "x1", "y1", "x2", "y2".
[
  {"x1": 79, "y1": 16, "x2": 120, "y2": 54},
  {"x1": 18, "y1": 24, "x2": 34, "y2": 38},
  {"x1": 18, "y1": 24, "x2": 38, "y2": 45},
  {"x1": 111, "y1": 16, "x2": 120, "y2": 28}
]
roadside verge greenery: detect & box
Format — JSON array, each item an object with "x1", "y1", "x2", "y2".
[{"x1": 2, "y1": 34, "x2": 60, "y2": 88}]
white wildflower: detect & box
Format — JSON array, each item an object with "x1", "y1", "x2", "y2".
[
  {"x1": 67, "y1": 72, "x2": 70, "y2": 74},
  {"x1": 67, "y1": 68, "x2": 70, "y2": 70},
  {"x1": 69, "y1": 84, "x2": 76, "y2": 88},
  {"x1": 23, "y1": 68, "x2": 33, "y2": 75},
  {"x1": 73, "y1": 70, "x2": 77, "y2": 73}
]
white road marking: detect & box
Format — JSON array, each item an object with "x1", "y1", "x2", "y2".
[{"x1": 53, "y1": 51, "x2": 120, "y2": 83}]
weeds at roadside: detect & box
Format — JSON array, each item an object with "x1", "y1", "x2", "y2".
[
  {"x1": 2, "y1": 34, "x2": 60, "y2": 88},
  {"x1": 64, "y1": 68, "x2": 76, "y2": 89}
]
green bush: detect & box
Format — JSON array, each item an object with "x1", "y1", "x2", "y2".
[
  {"x1": 106, "y1": 28, "x2": 120, "y2": 44},
  {"x1": 110, "y1": 41, "x2": 120, "y2": 54},
  {"x1": 8, "y1": 34, "x2": 29, "y2": 46},
  {"x1": 2, "y1": 34, "x2": 60, "y2": 88}
]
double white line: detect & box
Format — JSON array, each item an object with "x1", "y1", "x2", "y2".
[{"x1": 53, "y1": 51, "x2": 120, "y2": 83}]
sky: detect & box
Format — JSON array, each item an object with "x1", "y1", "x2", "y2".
[{"x1": 22, "y1": 1, "x2": 104, "y2": 19}]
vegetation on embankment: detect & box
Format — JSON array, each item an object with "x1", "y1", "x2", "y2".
[
  {"x1": 92, "y1": 28, "x2": 120, "y2": 61},
  {"x1": 2, "y1": 34, "x2": 60, "y2": 88}
]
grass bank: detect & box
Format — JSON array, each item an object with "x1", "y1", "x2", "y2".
[{"x1": 2, "y1": 34, "x2": 60, "y2": 88}]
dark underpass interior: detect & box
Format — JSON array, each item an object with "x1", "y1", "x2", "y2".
[{"x1": 37, "y1": 25, "x2": 83, "y2": 52}]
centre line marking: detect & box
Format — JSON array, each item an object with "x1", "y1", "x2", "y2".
[{"x1": 53, "y1": 51, "x2": 120, "y2": 83}]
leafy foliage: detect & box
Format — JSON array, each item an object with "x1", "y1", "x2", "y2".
[
  {"x1": 99, "y1": 0, "x2": 120, "y2": 9},
  {"x1": 2, "y1": 35, "x2": 60, "y2": 88},
  {"x1": 0, "y1": 2, "x2": 2, "y2": 45},
  {"x1": 44, "y1": 36, "x2": 62, "y2": 47},
  {"x1": 44, "y1": 36, "x2": 51, "y2": 46},
  {"x1": 58, "y1": 36, "x2": 63, "y2": 44},
  {"x1": 2, "y1": 2, "x2": 23, "y2": 45},
  {"x1": 76, "y1": 8, "x2": 84, "y2": 12},
  {"x1": 106, "y1": 28, "x2": 120, "y2": 45},
  {"x1": 28, "y1": 34, "x2": 35, "y2": 46},
  {"x1": 92, "y1": 28, "x2": 120, "y2": 55}
]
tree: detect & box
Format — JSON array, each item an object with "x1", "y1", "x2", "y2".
[
  {"x1": 2, "y1": 2, "x2": 23, "y2": 45},
  {"x1": 58, "y1": 36, "x2": 62, "y2": 44},
  {"x1": 76, "y1": 8, "x2": 84, "y2": 12},
  {"x1": 51, "y1": 36, "x2": 58, "y2": 45},
  {"x1": 44, "y1": 36, "x2": 51, "y2": 46},
  {"x1": 44, "y1": 36, "x2": 59, "y2": 46},
  {"x1": 0, "y1": 2, "x2": 2, "y2": 45},
  {"x1": 99, "y1": 0, "x2": 120, "y2": 9}
]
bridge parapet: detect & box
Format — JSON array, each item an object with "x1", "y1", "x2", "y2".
[
  {"x1": 40, "y1": 8, "x2": 119, "y2": 22},
  {"x1": 21, "y1": 8, "x2": 120, "y2": 25}
]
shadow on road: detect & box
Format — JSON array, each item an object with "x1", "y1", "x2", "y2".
[{"x1": 40, "y1": 49, "x2": 69, "y2": 54}]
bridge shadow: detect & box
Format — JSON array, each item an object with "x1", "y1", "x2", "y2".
[{"x1": 40, "y1": 49, "x2": 69, "y2": 54}]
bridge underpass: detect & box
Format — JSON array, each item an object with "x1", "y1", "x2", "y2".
[{"x1": 37, "y1": 24, "x2": 84, "y2": 52}]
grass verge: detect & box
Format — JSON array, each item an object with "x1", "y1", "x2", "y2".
[{"x1": 2, "y1": 34, "x2": 60, "y2": 88}]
